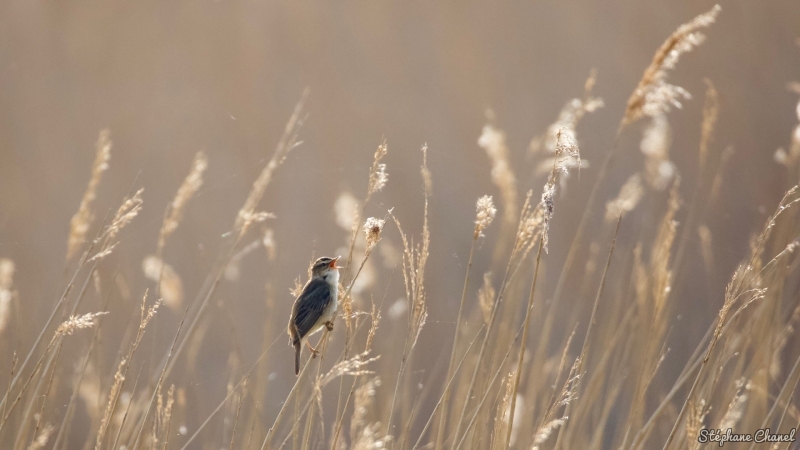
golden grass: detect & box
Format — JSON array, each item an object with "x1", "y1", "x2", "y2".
[{"x1": 3, "y1": 5, "x2": 800, "y2": 450}]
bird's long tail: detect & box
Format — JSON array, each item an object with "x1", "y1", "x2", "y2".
[{"x1": 294, "y1": 342, "x2": 301, "y2": 375}]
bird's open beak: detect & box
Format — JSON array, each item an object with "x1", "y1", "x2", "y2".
[{"x1": 330, "y1": 256, "x2": 342, "y2": 269}]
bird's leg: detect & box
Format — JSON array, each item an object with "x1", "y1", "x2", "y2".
[
  {"x1": 305, "y1": 341, "x2": 320, "y2": 358},
  {"x1": 325, "y1": 321, "x2": 334, "y2": 331}
]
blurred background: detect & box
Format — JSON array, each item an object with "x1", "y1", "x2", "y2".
[{"x1": 0, "y1": 0, "x2": 799, "y2": 447}]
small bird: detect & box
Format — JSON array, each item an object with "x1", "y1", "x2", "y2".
[{"x1": 288, "y1": 256, "x2": 341, "y2": 375}]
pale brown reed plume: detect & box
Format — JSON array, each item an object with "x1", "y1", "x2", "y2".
[
  {"x1": 385, "y1": 145, "x2": 431, "y2": 441},
  {"x1": 717, "y1": 378, "x2": 748, "y2": 432},
  {"x1": 479, "y1": 125, "x2": 516, "y2": 226},
  {"x1": 477, "y1": 272, "x2": 495, "y2": 325},
  {"x1": 26, "y1": 423, "x2": 53, "y2": 450},
  {"x1": 478, "y1": 123, "x2": 518, "y2": 259},
  {"x1": 640, "y1": 114, "x2": 677, "y2": 191},
  {"x1": 67, "y1": 129, "x2": 111, "y2": 261},
  {"x1": 531, "y1": 69, "x2": 603, "y2": 178},
  {"x1": 157, "y1": 151, "x2": 208, "y2": 255},
  {"x1": 103, "y1": 188, "x2": 145, "y2": 247},
  {"x1": 95, "y1": 292, "x2": 161, "y2": 450},
  {"x1": 367, "y1": 141, "x2": 389, "y2": 203},
  {"x1": 774, "y1": 85, "x2": 800, "y2": 170},
  {"x1": 235, "y1": 90, "x2": 306, "y2": 238},
  {"x1": 434, "y1": 195, "x2": 495, "y2": 450},
  {"x1": 668, "y1": 78, "x2": 721, "y2": 287},
  {"x1": 684, "y1": 398, "x2": 708, "y2": 450},
  {"x1": 142, "y1": 256, "x2": 183, "y2": 312},
  {"x1": 53, "y1": 312, "x2": 108, "y2": 339},
  {"x1": 699, "y1": 79, "x2": 719, "y2": 170},
  {"x1": 622, "y1": 5, "x2": 721, "y2": 128},
  {"x1": 349, "y1": 377, "x2": 390, "y2": 450},
  {"x1": 489, "y1": 372, "x2": 514, "y2": 450},
  {"x1": 342, "y1": 141, "x2": 389, "y2": 288},
  {"x1": 533, "y1": 354, "x2": 581, "y2": 450},
  {"x1": 150, "y1": 384, "x2": 175, "y2": 449},
  {"x1": 605, "y1": 173, "x2": 644, "y2": 221},
  {"x1": 0, "y1": 259, "x2": 16, "y2": 334},
  {"x1": 662, "y1": 187, "x2": 800, "y2": 449},
  {"x1": 536, "y1": 327, "x2": 577, "y2": 430}
]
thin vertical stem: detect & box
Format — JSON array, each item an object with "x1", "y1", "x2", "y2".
[
  {"x1": 435, "y1": 234, "x2": 479, "y2": 450},
  {"x1": 504, "y1": 237, "x2": 544, "y2": 448}
]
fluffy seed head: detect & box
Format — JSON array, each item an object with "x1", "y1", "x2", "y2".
[
  {"x1": 364, "y1": 217, "x2": 386, "y2": 252},
  {"x1": 474, "y1": 195, "x2": 497, "y2": 238},
  {"x1": 367, "y1": 142, "x2": 389, "y2": 198},
  {"x1": 67, "y1": 129, "x2": 112, "y2": 260},
  {"x1": 56, "y1": 311, "x2": 108, "y2": 337},
  {"x1": 622, "y1": 5, "x2": 721, "y2": 126}
]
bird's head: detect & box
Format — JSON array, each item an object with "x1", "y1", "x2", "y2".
[{"x1": 311, "y1": 256, "x2": 342, "y2": 278}]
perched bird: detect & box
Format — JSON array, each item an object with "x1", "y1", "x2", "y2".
[{"x1": 288, "y1": 256, "x2": 341, "y2": 375}]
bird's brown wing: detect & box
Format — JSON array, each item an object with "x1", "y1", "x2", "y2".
[{"x1": 292, "y1": 278, "x2": 332, "y2": 341}]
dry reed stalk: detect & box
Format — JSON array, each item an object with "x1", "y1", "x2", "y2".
[
  {"x1": 330, "y1": 288, "x2": 386, "y2": 449},
  {"x1": 385, "y1": 145, "x2": 431, "y2": 441},
  {"x1": 434, "y1": 196, "x2": 495, "y2": 450},
  {"x1": 51, "y1": 277, "x2": 118, "y2": 450},
  {"x1": 745, "y1": 354, "x2": 800, "y2": 450},
  {"x1": 19, "y1": 341, "x2": 61, "y2": 450},
  {"x1": 502, "y1": 237, "x2": 544, "y2": 449},
  {"x1": 160, "y1": 92, "x2": 307, "y2": 388},
  {"x1": 150, "y1": 384, "x2": 175, "y2": 449},
  {"x1": 94, "y1": 292, "x2": 160, "y2": 450},
  {"x1": 0, "y1": 309, "x2": 106, "y2": 436},
  {"x1": 667, "y1": 82, "x2": 722, "y2": 310},
  {"x1": 452, "y1": 130, "x2": 578, "y2": 446},
  {"x1": 228, "y1": 377, "x2": 248, "y2": 450},
  {"x1": 553, "y1": 217, "x2": 621, "y2": 450},
  {"x1": 410, "y1": 325, "x2": 484, "y2": 450},
  {"x1": 617, "y1": 185, "x2": 681, "y2": 447},
  {"x1": 662, "y1": 187, "x2": 800, "y2": 449},
  {"x1": 453, "y1": 316, "x2": 535, "y2": 450},
  {"x1": 67, "y1": 130, "x2": 111, "y2": 261},
  {"x1": 490, "y1": 372, "x2": 514, "y2": 450},
  {"x1": 0, "y1": 187, "x2": 137, "y2": 423}
]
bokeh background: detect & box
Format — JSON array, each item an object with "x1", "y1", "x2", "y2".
[{"x1": 1, "y1": 0, "x2": 799, "y2": 447}]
